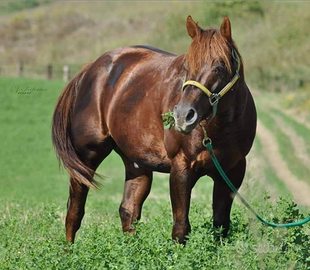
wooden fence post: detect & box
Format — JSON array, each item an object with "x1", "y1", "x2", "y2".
[
  {"x1": 18, "y1": 61, "x2": 24, "y2": 77},
  {"x1": 47, "y1": 64, "x2": 52, "y2": 80},
  {"x1": 63, "y1": 65, "x2": 70, "y2": 82}
]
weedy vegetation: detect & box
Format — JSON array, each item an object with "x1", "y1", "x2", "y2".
[{"x1": 0, "y1": 77, "x2": 309, "y2": 269}]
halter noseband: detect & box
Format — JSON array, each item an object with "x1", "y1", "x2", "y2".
[{"x1": 182, "y1": 49, "x2": 241, "y2": 122}]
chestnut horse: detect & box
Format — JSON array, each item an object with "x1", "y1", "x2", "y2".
[{"x1": 52, "y1": 16, "x2": 256, "y2": 243}]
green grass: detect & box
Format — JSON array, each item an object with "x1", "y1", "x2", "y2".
[
  {"x1": 0, "y1": 78, "x2": 309, "y2": 269},
  {"x1": 0, "y1": 77, "x2": 66, "y2": 204},
  {"x1": 0, "y1": 1, "x2": 49, "y2": 15}
]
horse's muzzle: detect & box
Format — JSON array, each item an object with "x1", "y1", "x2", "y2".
[{"x1": 173, "y1": 104, "x2": 198, "y2": 134}]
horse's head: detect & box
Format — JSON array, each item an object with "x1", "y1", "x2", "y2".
[{"x1": 174, "y1": 16, "x2": 242, "y2": 134}]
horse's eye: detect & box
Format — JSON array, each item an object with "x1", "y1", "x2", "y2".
[{"x1": 213, "y1": 66, "x2": 223, "y2": 74}]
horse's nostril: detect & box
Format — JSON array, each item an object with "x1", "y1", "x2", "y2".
[{"x1": 186, "y1": 109, "x2": 196, "y2": 123}]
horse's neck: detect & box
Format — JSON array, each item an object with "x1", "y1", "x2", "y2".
[
  {"x1": 235, "y1": 81, "x2": 250, "y2": 116},
  {"x1": 212, "y1": 79, "x2": 248, "y2": 130},
  {"x1": 163, "y1": 54, "x2": 187, "y2": 100},
  {"x1": 169, "y1": 54, "x2": 187, "y2": 80}
]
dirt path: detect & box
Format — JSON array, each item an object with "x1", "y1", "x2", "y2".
[
  {"x1": 273, "y1": 104, "x2": 310, "y2": 130},
  {"x1": 256, "y1": 120, "x2": 310, "y2": 206},
  {"x1": 244, "y1": 145, "x2": 277, "y2": 199},
  {"x1": 272, "y1": 115, "x2": 310, "y2": 168},
  {"x1": 252, "y1": 90, "x2": 310, "y2": 129}
]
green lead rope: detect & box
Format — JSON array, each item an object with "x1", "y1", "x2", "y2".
[{"x1": 205, "y1": 141, "x2": 310, "y2": 227}]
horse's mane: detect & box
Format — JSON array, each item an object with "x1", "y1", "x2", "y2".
[{"x1": 185, "y1": 28, "x2": 239, "y2": 76}]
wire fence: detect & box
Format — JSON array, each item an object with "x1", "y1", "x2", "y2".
[{"x1": 0, "y1": 62, "x2": 83, "y2": 82}]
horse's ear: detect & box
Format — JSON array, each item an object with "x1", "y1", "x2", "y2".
[
  {"x1": 186, "y1": 15, "x2": 201, "y2": 39},
  {"x1": 220, "y1": 16, "x2": 232, "y2": 42}
]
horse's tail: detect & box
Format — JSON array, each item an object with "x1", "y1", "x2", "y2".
[{"x1": 52, "y1": 63, "x2": 98, "y2": 188}]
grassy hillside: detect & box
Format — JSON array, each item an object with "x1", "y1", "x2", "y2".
[
  {"x1": 0, "y1": 1, "x2": 310, "y2": 98},
  {"x1": 1, "y1": 77, "x2": 309, "y2": 269}
]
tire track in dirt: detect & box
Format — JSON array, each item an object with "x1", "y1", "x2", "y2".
[
  {"x1": 272, "y1": 114, "x2": 310, "y2": 168},
  {"x1": 272, "y1": 104, "x2": 310, "y2": 130},
  {"x1": 256, "y1": 120, "x2": 310, "y2": 206},
  {"x1": 244, "y1": 143, "x2": 277, "y2": 199}
]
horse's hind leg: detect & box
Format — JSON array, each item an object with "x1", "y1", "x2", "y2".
[
  {"x1": 212, "y1": 158, "x2": 246, "y2": 237},
  {"x1": 66, "y1": 178, "x2": 89, "y2": 243},
  {"x1": 66, "y1": 137, "x2": 114, "y2": 243},
  {"x1": 118, "y1": 155, "x2": 153, "y2": 233}
]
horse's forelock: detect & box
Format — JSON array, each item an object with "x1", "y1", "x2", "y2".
[{"x1": 185, "y1": 28, "x2": 238, "y2": 76}]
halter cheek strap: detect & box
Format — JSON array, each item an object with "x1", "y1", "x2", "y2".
[{"x1": 182, "y1": 49, "x2": 241, "y2": 122}]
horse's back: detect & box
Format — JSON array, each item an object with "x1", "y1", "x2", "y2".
[
  {"x1": 74, "y1": 45, "x2": 175, "y2": 120},
  {"x1": 132, "y1": 45, "x2": 175, "y2": 56}
]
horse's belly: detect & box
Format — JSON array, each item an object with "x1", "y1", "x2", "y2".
[
  {"x1": 115, "y1": 135, "x2": 172, "y2": 173},
  {"x1": 130, "y1": 150, "x2": 171, "y2": 173},
  {"x1": 110, "y1": 114, "x2": 172, "y2": 173}
]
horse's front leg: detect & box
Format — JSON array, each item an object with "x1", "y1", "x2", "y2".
[
  {"x1": 212, "y1": 157, "x2": 246, "y2": 237},
  {"x1": 170, "y1": 154, "x2": 196, "y2": 244}
]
